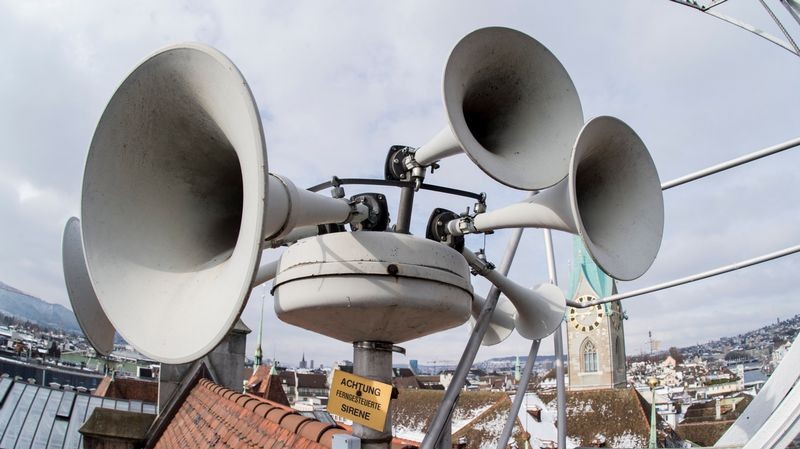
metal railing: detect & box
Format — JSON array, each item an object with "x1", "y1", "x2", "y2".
[{"x1": 435, "y1": 135, "x2": 799, "y2": 449}]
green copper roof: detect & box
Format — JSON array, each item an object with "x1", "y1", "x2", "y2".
[{"x1": 568, "y1": 236, "x2": 613, "y2": 300}]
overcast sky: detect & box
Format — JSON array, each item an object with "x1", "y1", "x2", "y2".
[{"x1": 1, "y1": 1, "x2": 799, "y2": 369}]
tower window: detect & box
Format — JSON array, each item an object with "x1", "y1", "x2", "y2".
[{"x1": 582, "y1": 339, "x2": 598, "y2": 373}]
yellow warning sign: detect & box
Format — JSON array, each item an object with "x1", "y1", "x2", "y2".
[{"x1": 327, "y1": 369, "x2": 392, "y2": 431}]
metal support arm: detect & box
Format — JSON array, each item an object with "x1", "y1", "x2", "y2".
[{"x1": 420, "y1": 229, "x2": 524, "y2": 449}]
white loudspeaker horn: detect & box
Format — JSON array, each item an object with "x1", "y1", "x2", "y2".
[
  {"x1": 62, "y1": 217, "x2": 115, "y2": 356},
  {"x1": 450, "y1": 116, "x2": 664, "y2": 281},
  {"x1": 414, "y1": 27, "x2": 583, "y2": 190},
  {"x1": 80, "y1": 44, "x2": 370, "y2": 364},
  {"x1": 468, "y1": 294, "x2": 516, "y2": 346},
  {"x1": 463, "y1": 250, "x2": 565, "y2": 340}
]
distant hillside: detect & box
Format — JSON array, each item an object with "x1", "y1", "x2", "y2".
[
  {"x1": 0, "y1": 281, "x2": 80, "y2": 332},
  {"x1": 481, "y1": 354, "x2": 561, "y2": 364}
]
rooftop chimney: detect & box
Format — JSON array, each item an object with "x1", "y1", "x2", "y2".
[{"x1": 158, "y1": 320, "x2": 250, "y2": 411}]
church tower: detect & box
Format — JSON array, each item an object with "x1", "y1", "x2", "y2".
[{"x1": 566, "y1": 237, "x2": 627, "y2": 390}]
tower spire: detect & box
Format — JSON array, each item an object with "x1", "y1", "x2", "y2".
[{"x1": 254, "y1": 284, "x2": 265, "y2": 367}]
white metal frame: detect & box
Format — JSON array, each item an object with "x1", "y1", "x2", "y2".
[{"x1": 719, "y1": 330, "x2": 800, "y2": 447}]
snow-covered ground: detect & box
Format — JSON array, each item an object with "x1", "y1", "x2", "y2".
[
  {"x1": 393, "y1": 401, "x2": 496, "y2": 442},
  {"x1": 525, "y1": 392, "x2": 647, "y2": 449},
  {"x1": 513, "y1": 392, "x2": 560, "y2": 448},
  {"x1": 392, "y1": 425, "x2": 427, "y2": 443}
]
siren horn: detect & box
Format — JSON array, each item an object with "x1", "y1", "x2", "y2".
[
  {"x1": 436, "y1": 116, "x2": 665, "y2": 281},
  {"x1": 403, "y1": 27, "x2": 583, "y2": 190},
  {"x1": 79, "y1": 44, "x2": 381, "y2": 364},
  {"x1": 468, "y1": 293, "x2": 516, "y2": 346},
  {"x1": 62, "y1": 217, "x2": 115, "y2": 356},
  {"x1": 463, "y1": 250, "x2": 565, "y2": 340}
]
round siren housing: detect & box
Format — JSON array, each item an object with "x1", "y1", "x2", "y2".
[{"x1": 273, "y1": 232, "x2": 473, "y2": 343}]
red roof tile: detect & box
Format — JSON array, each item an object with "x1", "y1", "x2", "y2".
[
  {"x1": 151, "y1": 378, "x2": 346, "y2": 449},
  {"x1": 299, "y1": 421, "x2": 335, "y2": 442},
  {"x1": 281, "y1": 414, "x2": 312, "y2": 433},
  {"x1": 246, "y1": 365, "x2": 291, "y2": 406}
]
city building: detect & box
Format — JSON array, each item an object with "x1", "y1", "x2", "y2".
[
  {"x1": 278, "y1": 371, "x2": 328, "y2": 405},
  {"x1": 299, "y1": 353, "x2": 307, "y2": 370},
  {"x1": 566, "y1": 238, "x2": 628, "y2": 390}
]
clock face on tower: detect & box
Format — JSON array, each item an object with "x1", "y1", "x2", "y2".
[{"x1": 569, "y1": 295, "x2": 604, "y2": 332}]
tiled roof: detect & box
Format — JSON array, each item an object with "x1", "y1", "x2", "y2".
[
  {"x1": 94, "y1": 375, "x2": 159, "y2": 402},
  {"x1": 0, "y1": 377, "x2": 156, "y2": 449},
  {"x1": 680, "y1": 394, "x2": 752, "y2": 423},
  {"x1": 246, "y1": 365, "x2": 290, "y2": 406},
  {"x1": 675, "y1": 421, "x2": 732, "y2": 447},
  {"x1": 392, "y1": 368, "x2": 422, "y2": 389},
  {"x1": 415, "y1": 376, "x2": 440, "y2": 384},
  {"x1": 393, "y1": 376, "x2": 422, "y2": 389},
  {"x1": 279, "y1": 372, "x2": 328, "y2": 389},
  {"x1": 392, "y1": 368, "x2": 416, "y2": 378},
  {"x1": 152, "y1": 378, "x2": 347, "y2": 449},
  {"x1": 392, "y1": 389, "x2": 524, "y2": 447},
  {"x1": 451, "y1": 393, "x2": 524, "y2": 446},
  {"x1": 676, "y1": 395, "x2": 753, "y2": 446},
  {"x1": 539, "y1": 387, "x2": 681, "y2": 447}
]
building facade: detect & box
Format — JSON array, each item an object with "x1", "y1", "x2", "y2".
[{"x1": 566, "y1": 238, "x2": 627, "y2": 390}]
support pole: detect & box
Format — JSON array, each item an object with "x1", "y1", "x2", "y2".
[
  {"x1": 781, "y1": 0, "x2": 800, "y2": 27},
  {"x1": 553, "y1": 329, "x2": 567, "y2": 447},
  {"x1": 661, "y1": 136, "x2": 800, "y2": 190},
  {"x1": 496, "y1": 340, "x2": 540, "y2": 449},
  {"x1": 567, "y1": 244, "x2": 800, "y2": 308},
  {"x1": 648, "y1": 376, "x2": 659, "y2": 448},
  {"x1": 650, "y1": 387, "x2": 658, "y2": 448},
  {"x1": 353, "y1": 341, "x2": 395, "y2": 449},
  {"x1": 394, "y1": 186, "x2": 415, "y2": 234},
  {"x1": 436, "y1": 420, "x2": 452, "y2": 449},
  {"x1": 544, "y1": 230, "x2": 567, "y2": 449},
  {"x1": 420, "y1": 228, "x2": 525, "y2": 449},
  {"x1": 758, "y1": 0, "x2": 800, "y2": 54}
]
